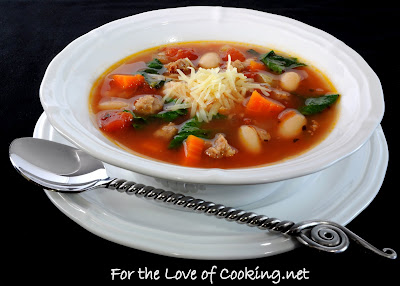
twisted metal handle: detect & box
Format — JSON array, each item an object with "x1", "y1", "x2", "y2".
[{"x1": 105, "y1": 179, "x2": 397, "y2": 259}]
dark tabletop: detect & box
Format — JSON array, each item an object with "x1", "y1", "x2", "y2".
[{"x1": 2, "y1": 0, "x2": 399, "y2": 284}]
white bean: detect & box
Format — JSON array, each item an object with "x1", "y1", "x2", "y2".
[
  {"x1": 278, "y1": 109, "x2": 307, "y2": 139},
  {"x1": 280, "y1": 71, "x2": 301, "y2": 92},
  {"x1": 98, "y1": 100, "x2": 129, "y2": 110},
  {"x1": 238, "y1": 125, "x2": 261, "y2": 153},
  {"x1": 198, "y1": 52, "x2": 221, "y2": 69}
]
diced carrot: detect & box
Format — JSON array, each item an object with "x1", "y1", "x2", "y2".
[
  {"x1": 221, "y1": 47, "x2": 246, "y2": 62},
  {"x1": 246, "y1": 90, "x2": 285, "y2": 118},
  {"x1": 98, "y1": 111, "x2": 133, "y2": 132},
  {"x1": 112, "y1": 74, "x2": 145, "y2": 90},
  {"x1": 183, "y1": 135, "x2": 206, "y2": 166},
  {"x1": 248, "y1": 60, "x2": 266, "y2": 71}
]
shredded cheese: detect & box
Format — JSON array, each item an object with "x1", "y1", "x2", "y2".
[{"x1": 162, "y1": 56, "x2": 271, "y2": 122}]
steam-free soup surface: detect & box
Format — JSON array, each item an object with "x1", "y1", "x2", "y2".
[{"x1": 90, "y1": 41, "x2": 339, "y2": 168}]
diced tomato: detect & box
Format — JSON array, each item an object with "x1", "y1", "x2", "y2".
[
  {"x1": 221, "y1": 47, "x2": 246, "y2": 62},
  {"x1": 243, "y1": 71, "x2": 257, "y2": 79},
  {"x1": 98, "y1": 111, "x2": 133, "y2": 132},
  {"x1": 162, "y1": 47, "x2": 198, "y2": 62}
]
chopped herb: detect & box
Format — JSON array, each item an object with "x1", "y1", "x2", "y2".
[
  {"x1": 299, "y1": 94, "x2": 339, "y2": 115},
  {"x1": 260, "y1": 51, "x2": 306, "y2": 74},
  {"x1": 169, "y1": 117, "x2": 211, "y2": 149},
  {"x1": 102, "y1": 112, "x2": 111, "y2": 119}
]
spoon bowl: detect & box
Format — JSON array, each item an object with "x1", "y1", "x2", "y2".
[{"x1": 9, "y1": 137, "x2": 111, "y2": 192}]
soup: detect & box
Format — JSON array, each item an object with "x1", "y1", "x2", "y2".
[{"x1": 89, "y1": 41, "x2": 339, "y2": 168}]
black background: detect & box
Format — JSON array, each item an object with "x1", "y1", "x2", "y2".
[{"x1": 2, "y1": 0, "x2": 399, "y2": 284}]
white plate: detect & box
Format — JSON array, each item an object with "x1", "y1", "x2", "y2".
[{"x1": 33, "y1": 113, "x2": 388, "y2": 259}]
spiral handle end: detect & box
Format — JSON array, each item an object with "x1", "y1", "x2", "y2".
[
  {"x1": 290, "y1": 221, "x2": 397, "y2": 259},
  {"x1": 105, "y1": 179, "x2": 396, "y2": 259}
]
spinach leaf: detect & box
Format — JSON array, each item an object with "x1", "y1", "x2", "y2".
[
  {"x1": 123, "y1": 108, "x2": 188, "y2": 129},
  {"x1": 150, "y1": 79, "x2": 167, "y2": 89},
  {"x1": 168, "y1": 117, "x2": 210, "y2": 149},
  {"x1": 299, "y1": 94, "x2": 339, "y2": 115},
  {"x1": 136, "y1": 71, "x2": 167, "y2": 89},
  {"x1": 164, "y1": 98, "x2": 176, "y2": 104},
  {"x1": 123, "y1": 110, "x2": 148, "y2": 129},
  {"x1": 260, "y1": 51, "x2": 306, "y2": 74},
  {"x1": 147, "y1": 58, "x2": 164, "y2": 69},
  {"x1": 212, "y1": 113, "x2": 227, "y2": 120},
  {"x1": 246, "y1": 49, "x2": 306, "y2": 74},
  {"x1": 140, "y1": 68, "x2": 159, "y2": 74},
  {"x1": 153, "y1": 109, "x2": 188, "y2": 121},
  {"x1": 247, "y1": 49, "x2": 261, "y2": 57},
  {"x1": 134, "y1": 58, "x2": 167, "y2": 89}
]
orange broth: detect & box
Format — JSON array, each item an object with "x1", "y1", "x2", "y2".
[{"x1": 89, "y1": 41, "x2": 339, "y2": 168}]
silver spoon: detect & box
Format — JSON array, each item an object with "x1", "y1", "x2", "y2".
[{"x1": 9, "y1": 137, "x2": 396, "y2": 259}]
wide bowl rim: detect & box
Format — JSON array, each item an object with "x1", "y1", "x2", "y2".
[{"x1": 39, "y1": 6, "x2": 384, "y2": 185}]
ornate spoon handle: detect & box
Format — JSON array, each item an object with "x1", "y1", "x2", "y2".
[{"x1": 105, "y1": 179, "x2": 397, "y2": 259}]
